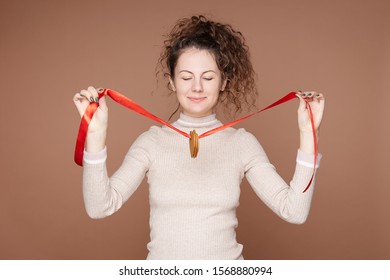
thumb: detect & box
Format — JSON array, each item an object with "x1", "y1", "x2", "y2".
[{"x1": 98, "y1": 95, "x2": 108, "y2": 112}]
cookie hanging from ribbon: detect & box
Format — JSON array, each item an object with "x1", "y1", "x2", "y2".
[{"x1": 189, "y1": 130, "x2": 199, "y2": 158}]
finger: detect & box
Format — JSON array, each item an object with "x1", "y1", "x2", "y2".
[
  {"x1": 298, "y1": 91, "x2": 308, "y2": 100},
  {"x1": 295, "y1": 93, "x2": 307, "y2": 112},
  {"x1": 88, "y1": 86, "x2": 99, "y2": 103},
  {"x1": 73, "y1": 93, "x2": 88, "y2": 117},
  {"x1": 73, "y1": 92, "x2": 84, "y2": 103},
  {"x1": 73, "y1": 92, "x2": 91, "y2": 105},
  {"x1": 81, "y1": 89, "x2": 94, "y2": 103},
  {"x1": 303, "y1": 91, "x2": 316, "y2": 102},
  {"x1": 73, "y1": 91, "x2": 87, "y2": 101},
  {"x1": 306, "y1": 91, "x2": 315, "y2": 97},
  {"x1": 98, "y1": 95, "x2": 108, "y2": 111},
  {"x1": 313, "y1": 92, "x2": 325, "y2": 103}
]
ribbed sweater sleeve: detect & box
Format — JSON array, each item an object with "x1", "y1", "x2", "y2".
[
  {"x1": 82, "y1": 129, "x2": 155, "y2": 219},
  {"x1": 241, "y1": 130, "x2": 320, "y2": 224}
]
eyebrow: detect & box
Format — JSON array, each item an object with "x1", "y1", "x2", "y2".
[{"x1": 178, "y1": 70, "x2": 217, "y2": 74}]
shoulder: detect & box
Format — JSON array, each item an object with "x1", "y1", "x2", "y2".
[
  {"x1": 232, "y1": 128, "x2": 262, "y2": 147},
  {"x1": 133, "y1": 125, "x2": 160, "y2": 144},
  {"x1": 215, "y1": 127, "x2": 263, "y2": 149},
  {"x1": 126, "y1": 126, "x2": 161, "y2": 160},
  {"x1": 231, "y1": 128, "x2": 270, "y2": 166}
]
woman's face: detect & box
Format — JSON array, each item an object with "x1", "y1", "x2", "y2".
[{"x1": 170, "y1": 48, "x2": 226, "y2": 118}]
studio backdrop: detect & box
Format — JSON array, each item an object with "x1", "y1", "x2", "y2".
[{"x1": 0, "y1": 0, "x2": 389, "y2": 259}]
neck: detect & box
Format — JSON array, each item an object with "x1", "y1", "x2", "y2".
[{"x1": 173, "y1": 112, "x2": 220, "y2": 129}]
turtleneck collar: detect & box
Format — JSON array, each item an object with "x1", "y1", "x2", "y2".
[{"x1": 173, "y1": 113, "x2": 220, "y2": 128}]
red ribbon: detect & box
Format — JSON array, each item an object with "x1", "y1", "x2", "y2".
[{"x1": 74, "y1": 88, "x2": 317, "y2": 192}]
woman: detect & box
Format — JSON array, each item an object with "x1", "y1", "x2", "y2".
[{"x1": 73, "y1": 15, "x2": 325, "y2": 259}]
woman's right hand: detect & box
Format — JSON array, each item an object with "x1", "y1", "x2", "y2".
[{"x1": 73, "y1": 86, "x2": 108, "y2": 152}]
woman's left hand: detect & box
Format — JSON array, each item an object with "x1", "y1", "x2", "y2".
[{"x1": 296, "y1": 91, "x2": 325, "y2": 133}]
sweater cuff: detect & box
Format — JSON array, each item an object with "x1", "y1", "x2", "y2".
[
  {"x1": 296, "y1": 149, "x2": 322, "y2": 168},
  {"x1": 83, "y1": 146, "x2": 107, "y2": 164}
]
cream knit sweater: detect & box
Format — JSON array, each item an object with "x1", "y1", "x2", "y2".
[{"x1": 82, "y1": 113, "x2": 321, "y2": 259}]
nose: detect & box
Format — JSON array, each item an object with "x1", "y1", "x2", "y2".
[{"x1": 192, "y1": 78, "x2": 203, "y2": 92}]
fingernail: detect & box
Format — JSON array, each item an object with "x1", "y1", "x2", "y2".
[
  {"x1": 90, "y1": 97, "x2": 94, "y2": 102},
  {"x1": 302, "y1": 93, "x2": 306, "y2": 97},
  {"x1": 95, "y1": 97, "x2": 99, "y2": 102},
  {"x1": 298, "y1": 90, "x2": 302, "y2": 93},
  {"x1": 97, "y1": 88, "x2": 104, "y2": 93}
]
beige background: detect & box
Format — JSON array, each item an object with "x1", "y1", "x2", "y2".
[{"x1": 1, "y1": 0, "x2": 389, "y2": 259}]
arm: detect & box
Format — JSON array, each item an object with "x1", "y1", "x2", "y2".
[
  {"x1": 243, "y1": 91, "x2": 325, "y2": 224},
  {"x1": 73, "y1": 86, "x2": 154, "y2": 219},
  {"x1": 243, "y1": 132, "x2": 321, "y2": 224},
  {"x1": 82, "y1": 130, "x2": 154, "y2": 219}
]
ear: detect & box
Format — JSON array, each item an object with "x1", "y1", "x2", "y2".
[
  {"x1": 168, "y1": 76, "x2": 176, "y2": 92},
  {"x1": 221, "y1": 78, "x2": 228, "y2": 91}
]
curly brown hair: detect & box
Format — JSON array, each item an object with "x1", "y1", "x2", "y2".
[{"x1": 157, "y1": 15, "x2": 258, "y2": 118}]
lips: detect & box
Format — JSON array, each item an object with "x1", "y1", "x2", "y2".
[{"x1": 188, "y1": 97, "x2": 207, "y2": 103}]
